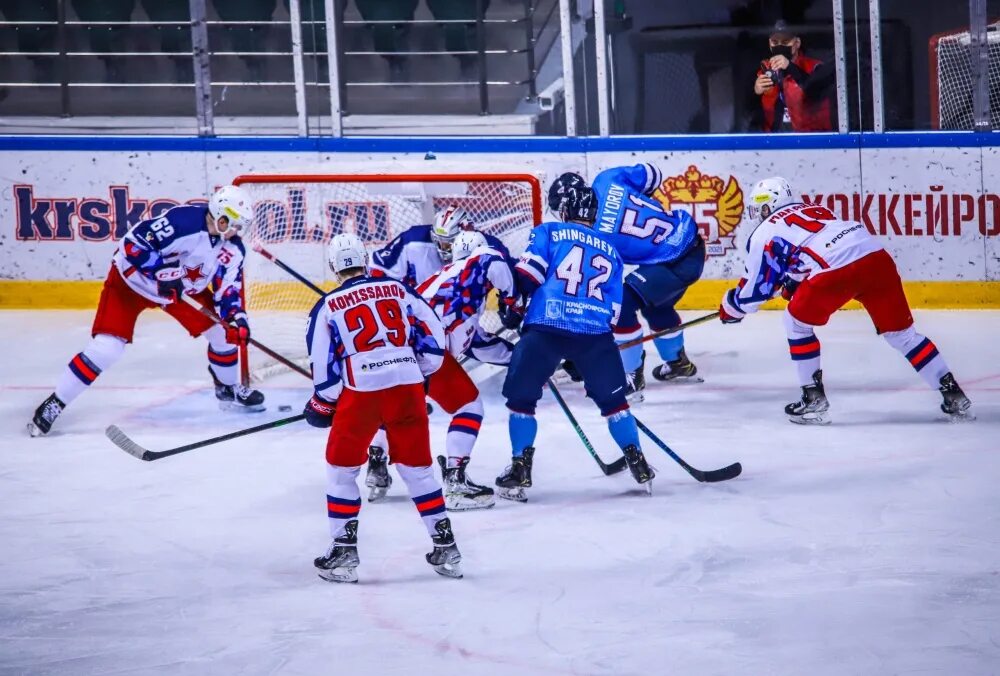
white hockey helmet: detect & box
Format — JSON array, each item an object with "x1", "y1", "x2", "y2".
[
  {"x1": 327, "y1": 232, "x2": 369, "y2": 276},
  {"x1": 746, "y1": 176, "x2": 795, "y2": 223},
  {"x1": 209, "y1": 185, "x2": 254, "y2": 235},
  {"x1": 432, "y1": 205, "x2": 474, "y2": 262},
  {"x1": 451, "y1": 230, "x2": 487, "y2": 263}
]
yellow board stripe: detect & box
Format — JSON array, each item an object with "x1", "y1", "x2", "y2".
[{"x1": 0, "y1": 280, "x2": 997, "y2": 310}]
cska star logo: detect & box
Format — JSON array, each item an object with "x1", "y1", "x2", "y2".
[
  {"x1": 652, "y1": 165, "x2": 744, "y2": 257},
  {"x1": 183, "y1": 264, "x2": 206, "y2": 283}
]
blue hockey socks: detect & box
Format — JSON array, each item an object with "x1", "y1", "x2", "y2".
[
  {"x1": 653, "y1": 332, "x2": 684, "y2": 362},
  {"x1": 508, "y1": 411, "x2": 538, "y2": 456},
  {"x1": 618, "y1": 341, "x2": 644, "y2": 372},
  {"x1": 606, "y1": 409, "x2": 641, "y2": 450}
]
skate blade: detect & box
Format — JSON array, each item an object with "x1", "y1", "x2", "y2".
[
  {"x1": 26, "y1": 422, "x2": 45, "y2": 438},
  {"x1": 497, "y1": 486, "x2": 528, "y2": 502},
  {"x1": 367, "y1": 486, "x2": 390, "y2": 503},
  {"x1": 626, "y1": 391, "x2": 645, "y2": 404},
  {"x1": 445, "y1": 494, "x2": 496, "y2": 511},
  {"x1": 217, "y1": 401, "x2": 266, "y2": 413},
  {"x1": 432, "y1": 561, "x2": 464, "y2": 579},
  {"x1": 946, "y1": 409, "x2": 976, "y2": 422},
  {"x1": 658, "y1": 375, "x2": 705, "y2": 384},
  {"x1": 788, "y1": 411, "x2": 831, "y2": 425},
  {"x1": 643, "y1": 479, "x2": 653, "y2": 496},
  {"x1": 317, "y1": 566, "x2": 359, "y2": 583}
]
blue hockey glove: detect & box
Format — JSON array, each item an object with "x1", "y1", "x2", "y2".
[{"x1": 304, "y1": 395, "x2": 335, "y2": 428}]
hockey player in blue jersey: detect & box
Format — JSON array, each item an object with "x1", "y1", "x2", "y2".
[
  {"x1": 27, "y1": 185, "x2": 265, "y2": 436},
  {"x1": 551, "y1": 166, "x2": 705, "y2": 401},
  {"x1": 496, "y1": 185, "x2": 654, "y2": 500}
]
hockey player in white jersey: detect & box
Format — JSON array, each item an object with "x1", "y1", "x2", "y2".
[
  {"x1": 719, "y1": 176, "x2": 972, "y2": 423},
  {"x1": 364, "y1": 205, "x2": 508, "y2": 501},
  {"x1": 416, "y1": 230, "x2": 517, "y2": 510},
  {"x1": 28, "y1": 185, "x2": 265, "y2": 437},
  {"x1": 304, "y1": 233, "x2": 462, "y2": 582}
]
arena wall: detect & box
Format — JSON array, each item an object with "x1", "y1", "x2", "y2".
[{"x1": 2, "y1": 134, "x2": 998, "y2": 309}]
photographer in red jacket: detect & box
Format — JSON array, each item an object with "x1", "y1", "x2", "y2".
[{"x1": 754, "y1": 21, "x2": 834, "y2": 132}]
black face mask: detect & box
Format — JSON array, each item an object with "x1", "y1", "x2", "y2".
[{"x1": 770, "y1": 44, "x2": 794, "y2": 60}]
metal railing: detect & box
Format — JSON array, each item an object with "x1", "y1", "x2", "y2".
[{"x1": 0, "y1": 0, "x2": 561, "y2": 132}]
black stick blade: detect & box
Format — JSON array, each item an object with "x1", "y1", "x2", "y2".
[
  {"x1": 105, "y1": 425, "x2": 152, "y2": 461},
  {"x1": 696, "y1": 462, "x2": 742, "y2": 483},
  {"x1": 602, "y1": 456, "x2": 628, "y2": 475}
]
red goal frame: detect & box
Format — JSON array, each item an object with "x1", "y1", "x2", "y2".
[{"x1": 232, "y1": 172, "x2": 544, "y2": 227}]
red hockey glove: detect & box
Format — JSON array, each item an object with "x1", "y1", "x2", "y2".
[
  {"x1": 224, "y1": 311, "x2": 251, "y2": 344},
  {"x1": 304, "y1": 395, "x2": 335, "y2": 428},
  {"x1": 780, "y1": 279, "x2": 801, "y2": 301},
  {"x1": 154, "y1": 265, "x2": 186, "y2": 303},
  {"x1": 719, "y1": 289, "x2": 745, "y2": 325}
]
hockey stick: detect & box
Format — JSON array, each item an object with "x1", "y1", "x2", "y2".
[
  {"x1": 180, "y1": 296, "x2": 312, "y2": 379},
  {"x1": 106, "y1": 413, "x2": 306, "y2": 461},
  {"x1": 546, "y1": 378, "x2": 628, "y2": 476},
  {"x1": 616, "y1": 312, "x2": 720, "y2": 351},
  {"x1": 252, "y1": 244, "x2": 327, "y2": 296},
  {"x1": 633, "y1": 417, "x2": 742, "y2": 483}
]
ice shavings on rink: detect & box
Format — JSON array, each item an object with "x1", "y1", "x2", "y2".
[{"x1": 1, "y1": 309, "x2": 999, "y2": 675}]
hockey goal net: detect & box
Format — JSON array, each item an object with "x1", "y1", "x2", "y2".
[
  {"x1": 233, "y1": 172, "x2": 543, "y2": 379},
  {"x1": 929, "y1": 20, "x2": 1000, "y2": 129}
]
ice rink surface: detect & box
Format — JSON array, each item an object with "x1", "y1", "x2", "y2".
[{"x1": 2, "y1": 309, "x2": 998, "y2": 676}]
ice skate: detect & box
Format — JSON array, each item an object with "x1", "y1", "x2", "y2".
[
  {"x1": 622, "y1": 444, "x2": 654, "y2": 494},
  {"x1": 785, "y1": 369, "x2": 831, "y2": 425},
  {"x1": 625, "y1": 351, "x2": 646, "y2": 403},
  {"x1": 651, "y1": 347, "x2": 703, "y2": 383},
  {"x1": 314, "y1": 520, "x2": 360, "y2": 583},
  {"x1": 939, "y1": 372, "x2": 974, "y2": 421},
  {"x1": 27, "y1": 393, "x2": 65, "y2": 437},
  {"x1": 210, "y1": 367, "x2": 265, "y2": 412},
  {"x1": 365, "y1": 446, "x2": 392, "y2": 502},
  {"x1": 495, "y1": 447, "x2": 534, "y2": 502},
  {"x1": 437, "y1": 455, "x2": 495, "y2": 511},
  {"x1": 425, "y1": 517, "x2": 463, "y2": 578}
]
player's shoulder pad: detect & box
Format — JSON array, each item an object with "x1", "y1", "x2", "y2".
[
  {"x1": 372, "y1": 224, "x2": 432, "y2": 267},
  {"x1": 483, "y1": 232, "x2": 510, "y2": 257},
  {"x1": 225, "y1": 234, "x2": 247, "y2": 257},
  {"x1": 160, "y1": 204, "x2": 210, "y2": 238}
]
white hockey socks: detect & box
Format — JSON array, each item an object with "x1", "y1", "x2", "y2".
[
  {"x1": 205, "y1": 324, "x2": 238, "y2": 387},
  {"x1": 882, "y1": 326, "x2": 950, "y2": 389},
  {"x1": 445, "y1": 398, "x2": 484, "y2": 468},
  {"x1": 325, "y1": 464, "x2": 362, "y2": 539},
  {"x1": 395, "y1": 464, "x2": 447, "y2": 538},
  {"x1": 784, "y1": 311, "x2": 821, "y2": 387},
  {"x1": 55, "y1": 333, "x2": 126, "y2": 405}
]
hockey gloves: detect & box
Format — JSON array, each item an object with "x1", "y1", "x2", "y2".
[
  {"x1": 154, "y1": 265, "x2": 186, "y2": 303},
  {"x1": 225, "y1": 311, "x2": 251, "y2": 345},
  {"x1": 719, "y1": 289, "x2": 745, "y2": 324},
  {"x1": 304, "y1": 395, "x2": 336, "y2": 428},
  {"x1": 498, "y1": 296, "x2": 525, "y2": 330}
]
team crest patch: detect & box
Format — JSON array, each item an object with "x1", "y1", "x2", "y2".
[{"x1": 653, "y1": 165, "x2": 744, "y2": 257}]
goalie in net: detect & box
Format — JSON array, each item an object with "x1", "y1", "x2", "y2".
[{"x1": 234, "y1": 174, "x2": 539, "y2": 378}]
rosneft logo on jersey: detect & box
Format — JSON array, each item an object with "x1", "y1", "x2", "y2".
[{"x1": 652, "y1": 165, "x2": 744, "y2": 258}]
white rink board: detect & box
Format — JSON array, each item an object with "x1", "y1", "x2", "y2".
[{"x1": 2, "y1": 144, "x2": 999, "y2": 281}]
